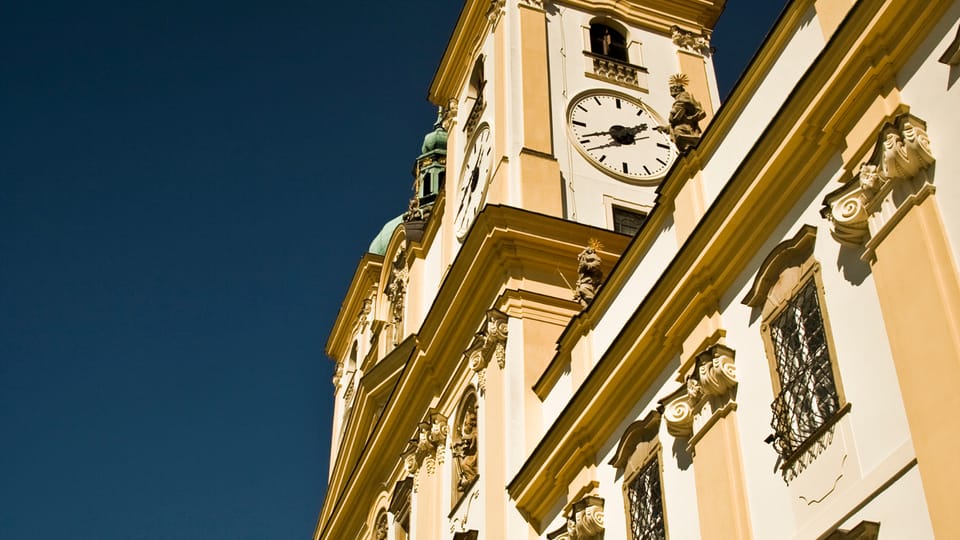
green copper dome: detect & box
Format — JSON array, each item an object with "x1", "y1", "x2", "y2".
[
  {"x1": 420, "y1": 109, "x2": 447, "y2": 154},
  {"x1": 367, "y1": 214, "x2": 404, "y2": 256}
]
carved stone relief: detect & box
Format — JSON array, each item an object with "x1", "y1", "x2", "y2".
[
  {"x1": 464, "y1": 309, "x2": 509, "y2": 392},
  {"x1": 384, "y1": 248, "x2": 409, "y2": 345},
  {"x1": 550, "y1": 495, "x2": 604, "y2": 540},
  {"x1": 487, "y1": 0, "x2": 506, "y2": 29},
  {"x1": 671, "y1": 25, "x2": 713, "y2": 56},
  {"x1": 822, "y1": 113, "x2": 935, "y2": 259},
  {"x1": 661, "y1": 343, "x2": 737, "y2": 443},
  {"x1": 402, "y1": 411, "x2": 449, "y2": 492}
]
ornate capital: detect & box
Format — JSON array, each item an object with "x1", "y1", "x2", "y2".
[
  {"x1": 662, "y1": 344, "x2": 737, "y2": 439},
  {"x1": 402, "y1": 412, "x2": 449, "y2": 490},
  {"x1": 822, "y1": 113, "x2": 935, "y2": 257},
  {"x1": 563, "y1": 495, "x2": 604, "y2": 539},
  {"x1": 488, "y1": 0, "x2": 506, "y2": 29},
  {"x1": 671, "y1": 25, "x2": 713, "y2": 56},
  {"x1": 464, "y1": 309, "x2": 509, "y2": 391}
]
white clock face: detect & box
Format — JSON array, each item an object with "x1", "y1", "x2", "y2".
[
  {"x1": 455, "y1": 125, "x2": 493, "y2": 240},
  {"x1": 567, "y1": 91, "x2": 676, "y2": 183}
]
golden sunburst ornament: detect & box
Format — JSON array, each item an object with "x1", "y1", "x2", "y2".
[{"x1": 669, "y1": 73, "x2": 690, "y2": 88}]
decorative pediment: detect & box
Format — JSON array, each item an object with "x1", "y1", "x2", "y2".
[
  {"x1": 822, "y1": 113, "x2": 935, "y2": 257},
  {"x1": 608, "y1": 411, "x2": 661, "y2": 471},
  {"x1": 660, "y1": 343, "x2": 737, "y2": 441},
  {"x1": 464, "y1": 309, "x2": 509, "y2": 392}
]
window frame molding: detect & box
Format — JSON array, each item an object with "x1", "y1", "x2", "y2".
[
  {"x1": 609, "y1": 411, "x2": 669, "y2": 540},
  {"x1": 744, "y1": 225, "x2": 849, "y2": 468}
]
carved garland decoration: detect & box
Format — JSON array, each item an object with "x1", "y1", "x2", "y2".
[
  {"x1": 662, "y1": 344, "x2": 737, "y2": 440},
  {"x1": 402, "y1": 411, "x2": 449, "y2": 492},
  {"x1": 384, "y1": 248, "x2": 409, "y2": 345},
  {"x1": 671, "y1": 25, "x2": 713, "y2": 56},
  {"x1": 464, "y1": 309, "x2": 509, "y2": 392},
  {"x1": 822, "y1": 113, "x2": 935, "y2": 257}
]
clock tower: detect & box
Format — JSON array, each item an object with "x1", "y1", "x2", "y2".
[{"x1": 429, "y1": 0, "x2": 724, "y2": 241}]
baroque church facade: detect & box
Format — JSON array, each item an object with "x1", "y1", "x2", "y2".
[{"x1": 317, "y1": 0, "x2": 960, "y2": 538}]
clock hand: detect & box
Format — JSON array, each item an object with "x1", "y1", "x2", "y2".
[
  {"x1": 578, "y1": 129, "x2": 614, "y2": 138},
  {"x1": 585, "y1": 141, "x2": 623, "y2": 152},
  {"x1": 609, "y1": 123, "x2": 649, "y2": 144}
]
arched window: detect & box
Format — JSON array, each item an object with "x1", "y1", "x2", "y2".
[{"x1": 589, "y1": 22, "x2": 628, "y2": 62}]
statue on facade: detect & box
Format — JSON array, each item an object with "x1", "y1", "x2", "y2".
[
  {"x1": 451, "y1": 403, "x2": 479, "y2": 493},
  {"x1": 658, "y1": 73, "x2": 706, "y2": 154},
  {"x1": 573, "y1": 239, "x2": 604, "y2": 306}
]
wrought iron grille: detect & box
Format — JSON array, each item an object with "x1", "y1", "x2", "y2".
[
  {"x1": 768, "y1": 278, "x2": 840, "y2": 460},
  {"x1": 627, "y1": 456, "x2": 666, "y2": 540}
]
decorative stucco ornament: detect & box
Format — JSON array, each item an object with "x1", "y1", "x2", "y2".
[
  {"x1": 671, "y1": 25, "x2": 713, "y2": 56},
  {"x1": 463, "y1": 310, "x2": 509, "y2": 392},
  {"x1": 662, "y1": 344, "x2": 737, "y2": 439},
  {"x1": 822, "y1": 113, "x2": 935, "y2": 257}
]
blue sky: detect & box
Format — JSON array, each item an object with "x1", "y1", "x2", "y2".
[{"x1": 1, "y1": 2, "x2": 785, "y2": 538}]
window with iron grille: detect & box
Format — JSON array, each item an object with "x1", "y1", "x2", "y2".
[
  {"x1": 626, "y1": 455, "x2": 666, "y2": 540},
  {"x1": 767, "y1": 278, "x2": 840, "y2": 460}
]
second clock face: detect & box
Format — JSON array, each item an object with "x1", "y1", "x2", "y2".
[
  {"x1": 567, "y1": 91, "x2": 676, "y2": 183},
  {"x1": 454, "y1": 125, "x2": 493, "y2": 240}
]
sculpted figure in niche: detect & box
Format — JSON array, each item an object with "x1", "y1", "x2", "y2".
[
  {"x1": 452, "y1": 403, "x2": 479, "y2": 493},
  {"x1": 658, "y1": 73, "x2": 706, "y2": 154}
]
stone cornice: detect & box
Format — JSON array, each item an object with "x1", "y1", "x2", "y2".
[
  {"x1": 325, "y1": 253, "x2": 383, "y2": 362},
  {"x1": 555, "y1": 0, "x2": 725, "y2": 34},
  {"x1": 317, "y1": 336, "x2": 418, "y2": 538},
  {"x1": 429, "y1": 0, "x2": 493, "y2": 106},
  {"x1": 507, "y1": 0, "x2": 951, "y2": 527}
]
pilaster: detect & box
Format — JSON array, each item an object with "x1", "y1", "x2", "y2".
[
  {"x1": 661, "y1": 340, "x2": 752, "y2": 540},
  {"x1": 823, "y1": 112, "x2": 960, "y2": 538}
]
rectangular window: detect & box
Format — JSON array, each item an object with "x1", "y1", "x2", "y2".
[
  {"x1": 626, "y1": 455, "x2": 666, "y2": 540},
  {"x1": 767, "y1": 278, "x2": 840, "y2": 460},
  {"x1": 613, "y1": 206, "x2": 647, "y2": 236}
]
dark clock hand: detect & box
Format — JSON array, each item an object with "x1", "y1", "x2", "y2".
[
  {"x1": 609, "y1": 123, "x2": 648, "y2": 144},
  {"x1": 585, "y1": 141, "x2": 623, "y2": 152}
]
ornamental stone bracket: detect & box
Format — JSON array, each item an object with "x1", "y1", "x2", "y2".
[
  {"x1": 402, "y1": 411, "x2": 449, "y2": 492},
  {"x1": 464, "y1": 309, "x2": 509, "y2": 393},
  {"x1": 822, "y1": 113, "x2": 935, "y2": 261},
  {"x1": 660, "y1": 344, "x2": 737, "y2": 447},
  {"x1": 672, "y1": 25, "x2": 713, "y2": 57},
  {"x1": 548, "y1": 495, "x2": 605, "y2": 540}
]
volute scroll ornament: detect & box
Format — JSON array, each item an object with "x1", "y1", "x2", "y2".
[
  {"x1": 822, "y1": 113, "x2": 935, "y2": 255},
  {"x1": 402, "y1": 412, "x2": 449, "y2": 492},
  {"x1": 661, "y1": 344, "x2": 737, "y2": 439},
  {"x1": 562, "y1": 495, "x2": 605, "y2": 540},
  {"x1": 463, "y1": 310, "x2": 509, "y2": 392}
]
